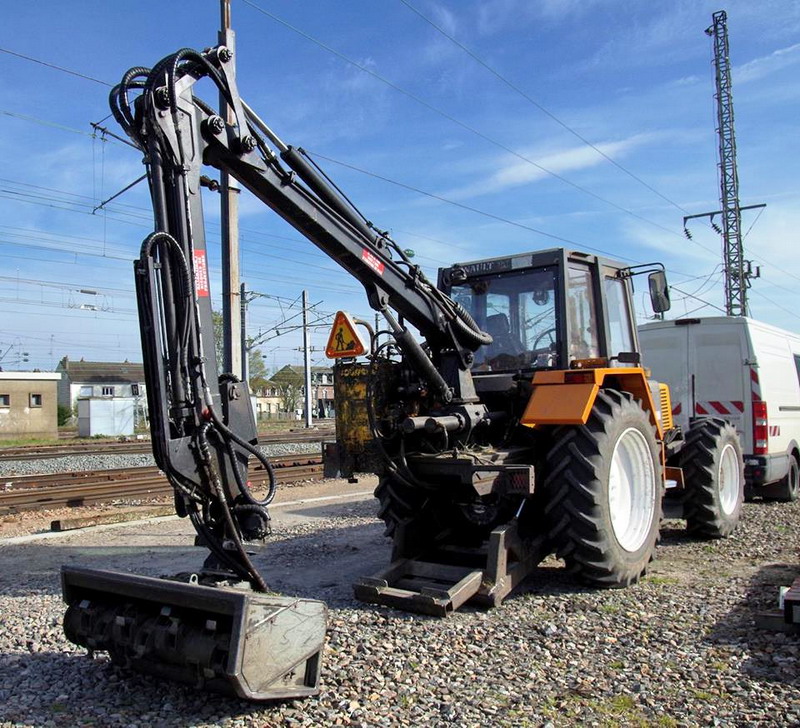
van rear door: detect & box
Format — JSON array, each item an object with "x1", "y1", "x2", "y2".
[{"x1": 687, "y1": 318, "x2": 749, "y2": 447}]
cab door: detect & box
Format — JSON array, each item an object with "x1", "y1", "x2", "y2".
[{"x1": 599, "y1": 266, "x2": 637, "y2": 363}]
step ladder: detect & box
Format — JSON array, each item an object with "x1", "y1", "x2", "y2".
[{"x1": 353, "y1": 521, "x2": 544, "y2": 617}]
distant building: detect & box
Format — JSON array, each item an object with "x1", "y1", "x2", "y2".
[
  {"x1": 310, "y1": 366, "x2": 335, "y2": 419},
  {"x1": 0, "y1": 371, "x2": 61, "y2": 439},
  {"x1": 55, "y1": 357, "x2": 147, "y2": 426},
  {"x1": 272, "y1": 365, "x2": 335, "y2": 418},
  {"x1": 252, "y1": 379, "x2": 283, "y2": 419}
]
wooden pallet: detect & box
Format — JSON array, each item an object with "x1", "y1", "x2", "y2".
[{"x1": 755, "y1": 576, "x2": 800, "y2": 633}]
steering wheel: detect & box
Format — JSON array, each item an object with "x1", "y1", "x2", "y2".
[{"x1": 532, "y1": 328, "x2": 557, "y2": 351}]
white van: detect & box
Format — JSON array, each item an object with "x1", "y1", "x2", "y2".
[{"x1": 638, "y1": 316, "x2": 800, "y2": 501}]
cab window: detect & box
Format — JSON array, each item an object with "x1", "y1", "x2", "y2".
[
  {"x1": 567, "y1": 265, "x2": 600, "y2": 360},
  {"x1": 451, "y1": 267, "x2": 559, "y2": 370}
]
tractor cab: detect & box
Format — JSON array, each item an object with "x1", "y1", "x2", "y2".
[{"x1": 439, "y1": 248, "x2": 669, "y2": 373}]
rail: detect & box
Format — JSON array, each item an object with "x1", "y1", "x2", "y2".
[
  {"x1": 0, "y1": 453, "x2": 323, "y2": 514},
  {"x1": 0, "y1": 430, "x2": 334, "y2": 461}
]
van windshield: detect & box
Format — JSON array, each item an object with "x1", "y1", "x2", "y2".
[{"x1": 451, "y1": 267, "x2": 559, "y2": 371}]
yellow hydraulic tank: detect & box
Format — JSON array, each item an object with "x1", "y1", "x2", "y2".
[{"x1": 325, "y1": 359, "x2": 398, "y2": 478}]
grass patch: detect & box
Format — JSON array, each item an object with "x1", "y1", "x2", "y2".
[{"x1": 539, "y1": 691, "x2": 676, "y2": 727}]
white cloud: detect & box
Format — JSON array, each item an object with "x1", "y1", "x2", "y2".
[
  {"x1": 439, "y1": 133, "x2": 656, "y2": 201},
  {"x1": 476, "y1": 0, "x2": 612, "y2": 35},
  {"x1": 735, "y1": 43, "x2": 800, "y2": 84}
]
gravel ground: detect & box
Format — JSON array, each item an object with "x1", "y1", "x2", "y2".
[{"x1": 0, "y1": 494, "x2": 798, "y2": 727}]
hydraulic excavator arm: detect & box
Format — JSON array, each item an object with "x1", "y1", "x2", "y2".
[{"x1": 107, "y1": 45, "x2": 491, "y2": 591}]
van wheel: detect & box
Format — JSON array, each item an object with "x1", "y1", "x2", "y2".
[
  {"x1": 543, "y1": 390, "x2": 662, "y2": 588},
  {"x1": 679, "y1": 418, "x2": 744, "y2": 538},
  {"x1": 774, "y1": 455, "x2": 800, "y2": 503}
]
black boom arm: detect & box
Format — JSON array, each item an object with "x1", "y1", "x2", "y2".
[{"x1": 110, "y1": 45, "x2": 490, "y2": 589}]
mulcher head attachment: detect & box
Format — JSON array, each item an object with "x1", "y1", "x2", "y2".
[{"x1": 61, "y1": 566, "x2": 327, "y2": 701}]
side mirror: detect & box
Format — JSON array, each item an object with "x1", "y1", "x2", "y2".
[{"x1": 648, "y1": 271, "x2": 671, "y2": 313}]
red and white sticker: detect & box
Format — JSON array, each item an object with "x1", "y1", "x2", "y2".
[
  {"x1": 695, "y1": 401, "x2": 744, "y2": 416},
  {"x1": 750, "y1": 367, "x2": 761, "y2": 401},
  {"x1": 193, "y1": 250, "x2": 210, "y2": 297},
  {"x1": 361, "y1": 248, "x2": 385, "y2": 275}
]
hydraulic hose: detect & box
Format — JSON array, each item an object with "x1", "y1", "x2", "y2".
[
  {"x1": 197, "y1": 423, "x2": 268, "y2": 591},
  {"x1": 451, "y1": 301, "x2": 493, "y2": 349}
]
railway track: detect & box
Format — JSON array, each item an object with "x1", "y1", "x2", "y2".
[
  {"x1": 0, "y1": 453, "x2": 323, "y2": 514},
  {"x1": 0, "y1": 429, "x2": 334, "y2": 461}
]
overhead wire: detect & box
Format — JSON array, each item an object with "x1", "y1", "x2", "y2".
[
  {"x1": 239, "y1": 0, "x2": 698, "y2": 244},
  {"x1": 0, "y1": 47, "x2": 111, "y2": 86},
  {"x1": 750, "y1": 289, "x2": 800, "y2": 322},
  {"x1": 397, "y1": 0, "x2": 691, "y2": 214},
  {"x1": 1, "y1": 27, "x2": 791, "y2": 289},
  {"x1": 240, "y1": 0, "x2": 800, "y2": 308},
  {"x1": 0, "y1": 34, "x2": 785, "y2": 333},
  {"x1": 305, "y1": 149, "x2": 719, "y2": 287}
]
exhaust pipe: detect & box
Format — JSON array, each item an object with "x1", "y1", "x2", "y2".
[{"x1": 62, "y1": 566, "x2": 327, "y2": 701}]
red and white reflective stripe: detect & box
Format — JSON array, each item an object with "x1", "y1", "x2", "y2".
[
  {"x1": 769, "y1": 425, "x2": 781, "y2": 437},
  {"x1": 695, "y1": 401, "x2": 744, "y2": 416},
  {"x1": 750, "y1": 367, "x2": 761, "y2": 401}
]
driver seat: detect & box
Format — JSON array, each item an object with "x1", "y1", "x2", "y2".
[{"x1": 485, "y1": 313, "x2": 524, "y2": 357}]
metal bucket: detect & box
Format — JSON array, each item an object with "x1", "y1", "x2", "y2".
[{"x1": 62, "y1": 566, "x2": 327, "y2": 701}]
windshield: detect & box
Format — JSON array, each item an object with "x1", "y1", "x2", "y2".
[{"x1": 451, "y1": 267, "x2": 559, "y2": 371}]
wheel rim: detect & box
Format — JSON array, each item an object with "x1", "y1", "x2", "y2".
[
  {"x1": 717, "y1": 443, "x2": 741, "y2": 515},
  {"x1": 608, "y1": 427, "x2": 656, "y2": 552}
]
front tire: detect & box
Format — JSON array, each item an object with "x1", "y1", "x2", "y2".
[
  {"x1": 543, "y1": 389, "x2": 662, "y2": 588},
  {"x1": 679, "y1": 418, "x2": 744, "y2": 538}
]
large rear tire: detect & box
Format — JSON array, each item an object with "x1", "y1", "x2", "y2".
[
  {"x1": 543, "y1": 389, "x2": 662, "y2": 588},
  {"x1": 375, "y1": 476, "x2": 431, "y2": 539},
  {"x1": 679, "y1": 418, "x2": 744, "y2": 538},
  {"x1": 375, "y1": 472, "x2": 519, "y2": 549}
]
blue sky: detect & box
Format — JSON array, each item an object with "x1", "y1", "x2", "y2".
[{"x1": 0, "y1": 0, "x2": 798, "y2": 374}]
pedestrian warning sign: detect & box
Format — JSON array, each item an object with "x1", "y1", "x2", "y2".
[{"x1": 325, "y1": 311, "x2": 367, "y2": 359}]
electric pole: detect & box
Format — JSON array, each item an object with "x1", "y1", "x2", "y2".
[
  {"x1": 705, "y1": 10, "x2": 758, "y2": 316},
  {"x1": 220, "y1": 0, "x2": 242, "y2": 373},
  {"x1": 302, "y1": 290, "x2": 313, "y2": 428},
  {"x1": 240, "y1": 281, "x2": 249, "y2": 384}
]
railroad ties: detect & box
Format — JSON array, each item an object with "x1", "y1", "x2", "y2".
[{"x1": 0, "y1": 452, "x2": 324, "y2": 515}]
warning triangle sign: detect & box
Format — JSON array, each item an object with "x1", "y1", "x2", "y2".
[{"x1": 325, "y1": 311, "x2": 367, "y2": 359}]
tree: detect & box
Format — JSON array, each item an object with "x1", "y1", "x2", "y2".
[
  {"x1": 248, "y1": 344, "x2": 270, "y2": 392},
  {"x1": 212, "y1": 310, "x2": 225, "y2": 370},
  {"x1": 57, "y1": 404, "x2": 72, "y2": 427},
  {"x1": 271, "y1": 365, "x2": 304, "y2": 413}
]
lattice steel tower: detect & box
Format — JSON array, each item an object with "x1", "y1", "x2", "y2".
[{"x1": 706, "y1": 10, "x2": 748, "y2": 316}]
